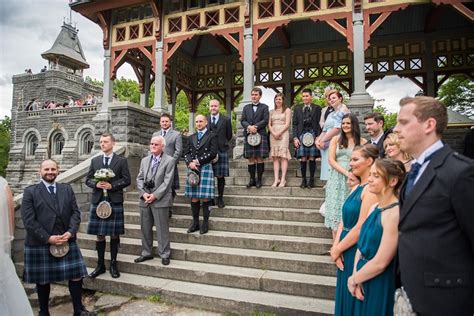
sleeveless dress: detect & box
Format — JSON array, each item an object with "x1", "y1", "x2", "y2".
[
  {"x1": 354, "y1": 205, "x2": 397, "y2": 316},
  {"x1": 324, "y1": 145, "x2": 353, "y2": 230},
  {"x1": 320, "y1": 109, "x2": 346, "y2": 180},
  {"x1": 334, "y1": 184, "x2": 365, "y2": 316},
  {"x1": 269, "y1": 110, "x2": 291, "y2": 160}
]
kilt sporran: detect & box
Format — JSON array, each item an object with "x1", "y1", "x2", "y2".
[
  {"x1": 394, "y1": 287, "x2": 417, "y2": 316},
  {"x1": 247, "y1": 133, "x2": 262, "y2": 146},
  {"x1": 187, "y1": 169, "x2": 200, "y2": 187},
  {"x1": 302, "y1": 132, "x2": 315, "y2": 147},
  {"x1": 49, "y1": 242, "x2": 69, "y2": 258},
  {"x1": 96, "y1": 199, "x2": 112, "y2": 219}
]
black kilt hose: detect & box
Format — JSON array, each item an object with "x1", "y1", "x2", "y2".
[
  {"x1": 244, "y1": 134, "x2": 269, "y2": 158},
  {"x1": 23, "y1": 241, "x2": 87, "y2": 284},
  {"x1": 212, "y1": 150, "x2": 230, "y2": 177},
  {"x1": 87, "y1": 198, "x2": 125, "y2": 236}
]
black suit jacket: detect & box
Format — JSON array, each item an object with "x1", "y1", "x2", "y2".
[
  {"x1": 207, "y1": 114, "x2": 233, "y2": 152},
  {"x1": 398, "y1": 145, "x2": 474, "y2": 315},
  {"x1": 240, "y1": 102, "x2": 269, "y2": 137},
  {"x1": 184, "y1": 130, "x2": 217, "y2": 166},
  {"x1": 85, "y1": 153, "x2": 131, "y2": 204},
  {"x1": 368, "y1": 129, "x2": 390, "y2": 158},
  {"x1": 292, "y1": 104, "x2": 322, "y2": 138},
  {"x1": 21, "y1": 183, "x2": 81, "y2": 246}
]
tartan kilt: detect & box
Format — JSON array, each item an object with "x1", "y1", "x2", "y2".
[
  {"x1": 23, "y1": 241, "x2": 87, "y2": 284},
  {"x1": 296, "y1": 133, "x2": 320, "y2": 159},
  {"x1": 244, "y1": 134, "x2": 269, "y2": 158},
  {"x1": 87, "y1": 200, "x2": 125, "y2": 236},
  {"x1": 212, "y1": 150, "x2": 230, "y2": 177},
  {"x1": 185, "y1": 164, "x2": 215, "y2": 199}
]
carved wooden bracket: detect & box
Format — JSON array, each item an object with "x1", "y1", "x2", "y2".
[
  {"x1": 97, "y1": 11, "x2": 110, "y2": 50},
  {"x1": 433, "y1": 0, "x2": 474, "y2": 21},
  {"x1": 252, "y1": 20, "x2": 289, "y2": 61}
]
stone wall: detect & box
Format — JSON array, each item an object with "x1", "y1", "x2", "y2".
[{"x1": 443, "y1": 127, "x2": 470, "y2": 154}]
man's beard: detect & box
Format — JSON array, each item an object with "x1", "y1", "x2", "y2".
[{"x1": 42, "y1": 174, "x2": 57, "y2": 183}]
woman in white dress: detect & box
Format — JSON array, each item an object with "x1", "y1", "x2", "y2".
[{"x1": 0, "y1": 176, "x2": 33, "y2": 316}]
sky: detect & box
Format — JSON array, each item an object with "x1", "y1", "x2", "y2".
[{"x1": 0, "y1": 0, "x2": 420, "y2": 118}]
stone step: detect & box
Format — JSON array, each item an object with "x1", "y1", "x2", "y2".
[
  {"x1": 228, "y1": 160, "x2": 322, "y2": 169},
  {"x1": 80, "y1": 249, "x2": 336, "y2": 300},
  {"x1": 113, "y1": 213, "x2": 330, "y2": 238},
  {"x1": 82, "y1": 270, "x2": 335, "y2": 315},
  {"x1": 123, "y1": 202, "x2": 325, "y2": 223},
  {"x1": 77, "y1": 234, "x2": 336, "y2": 276},
  {"x1": 79, "y1": 224, "x2": 332, "y2": 255},
  {"x1": 174, "y1": 176, "x2": 324, "y2": 187},
  {"x1": 173, "y1": 194, "x2": 324, "y2": 209},
  {"x1": 177, "y1": 166, "x2": 323, "y2": 180},
  {"x1": 127, "y1": 185, "x2": 325, "y2": 199}
]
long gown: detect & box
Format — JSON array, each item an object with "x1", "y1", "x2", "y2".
[
  {"x1": 269, "y1": 109, "x2": 291, "y2": 160},
  {"x1": 334, "y1": 184, "x2": 365, "y2": 316},
  {"x1": 324, "y1": 145, "x2": 352, "y2": 230},
  {"x1": 320, "y1": 109, "x2": 345, "y2": 180},
  {"x1": 354, "y1": 205, "x2": 396, "y2": 316}
]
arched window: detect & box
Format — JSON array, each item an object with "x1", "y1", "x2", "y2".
[
  {"x1": 51, "y1": 133, "x2": 65, "y2": 156},
  {"x1": 25, "y1": 133, "x2": 38, "y2": 156},
  {"x1": 79, "y1": 130, "x2": 94, "y2": 155}
]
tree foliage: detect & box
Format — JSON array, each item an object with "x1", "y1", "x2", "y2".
[
  {"x1": 0, "y1": 116, "x2": 11, "y2": 177},
  {"x1": 293, "y1": 81, "x2": 350, "y2": 107},
  {"x1": 437, "y1": 74, "x2": 474, "y2": 117},
  {"x1": 373, "y1": 105, "x2": 397, "y2": 131}
]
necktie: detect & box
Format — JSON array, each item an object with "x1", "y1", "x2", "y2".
[
  {"x1": 163, "y1": 130, "x2": 167, "y2": 137},
  {"x1": 198, "y1": 131, "x2": 203, "y2": 140},
  {"x1": 212, "y1": 116, "x2": 216, "y2": 125},
  {"x1": 404, "y1": 162, "x2": 421, "y2": 197},
  {"x1": 104, "y1": 156, "x2": 110, "y2": 166},
  {"x1": 151, "y1": 156, "x2": 159, "y2": 174},
  {"x1": 48, "y1": 185, "x2": 55, "y2": 195}
]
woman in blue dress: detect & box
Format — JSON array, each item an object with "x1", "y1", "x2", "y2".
[
  {"x1": 332, "y1": 144, "x2": 379, "y2": 316},
  {"x1": 316, "y1": 90, "x2": 349, "y2": 181},
  {"x1": 348, "y1": 159, "x2": 406, "y2": 316}
]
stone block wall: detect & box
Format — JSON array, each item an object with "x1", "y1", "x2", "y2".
[{"x1": 443, "y1": 127, "x2": 470, "y2": 154}]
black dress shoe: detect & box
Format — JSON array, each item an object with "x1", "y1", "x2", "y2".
[
  {"x1": 200, "y1": 221, "x2": 209, "y2": 234},
  {"x1": 300, "y1": 178, "x2": 307, "y2": 188},
  {"x1": 255, "y1": 179, "x2": 262, "y2": 188},
  {"x1": 308, "y1": 177, "x2": 315, "y2": 188},
  {"x1": 187, "y1": 223, "x2": 200, "y2": 233},
  {"x1": 88, "y1": 265, "x2": 106, "y2": 278},
  {"x1": 162, "y1": 258, "x2": 170, "y2": 265},
  {"x1": 134, "y1": 255, "x2": 153, "y2": 263},
  {"x1": 246, "y1": 179, "x2": 256, "y2": 188},
  {"x1": 217, "y1": 197, "x2": 225, "y2": 208},
  {"x1": 169, "y1": 209, "x2": 172, "y2": 218},
  {"x1": 110, "y1": 260, "x2": 120, "y2": 278}
]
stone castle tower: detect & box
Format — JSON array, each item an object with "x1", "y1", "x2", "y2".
[{"x1": 7, "y1": 23, "x2": 102, "y2": 194}]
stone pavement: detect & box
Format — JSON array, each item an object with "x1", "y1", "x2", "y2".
[{"x1": 30, "y1": 285, "x2": 223, "y2": 316}]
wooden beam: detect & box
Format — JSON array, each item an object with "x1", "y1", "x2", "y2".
[
  {"x1": 275, "y1": 26, "x2": 290, "y2": 49},
  {"x1": 424, "y1": 6, "x2": 445, "y2": 33}
]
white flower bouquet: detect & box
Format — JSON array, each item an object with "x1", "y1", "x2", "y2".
[{"x1": 94, "y1": 168, "x2": 115, "y2": 197}]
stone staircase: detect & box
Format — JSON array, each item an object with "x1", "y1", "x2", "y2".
[{"x1": 77, "y1": 160, "x2": 336, "y2": 315}]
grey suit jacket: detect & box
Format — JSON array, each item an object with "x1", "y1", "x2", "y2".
[
  {"x1": 136, "y1": 153, "x2": 176, "y2": 208},
  {"x1": 153, "y1": 129, "x2": 182, "y2": 160}
]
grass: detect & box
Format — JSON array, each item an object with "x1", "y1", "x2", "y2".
[{"x1": 147, "y1": 294, "x2": 161, "y2": 303}]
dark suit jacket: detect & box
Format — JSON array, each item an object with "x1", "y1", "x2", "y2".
[
  {"x1": 368, "y1": 129, "x2": 390, "y2": 158},
  {"x1": 398, "y1": 145, "x2": 474, "y2": 315},
  {"x1": 85, "y1": 153, "x2": 131, "y2": 204},
  {"x1": 240, "y1": 102, "x2": 269, "y2": 137},
  {"x1": 184, "y1": 130, "x2": 217, "y2": 166},
  {"x1": 21, "y1": 182, "x2": 81, "y2": 246},
  {"x1": 292, "y1": 104, "x2": 322, "y2": 138},
  {"x1": 207, "y1": 114, "x2": 233, "y2": 152}
]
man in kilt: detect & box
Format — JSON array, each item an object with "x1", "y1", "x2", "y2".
[
  {"x1": 152, "y1": 112, "x2": 182, "y2": 218},
  {"x1": 21, "y1": 159, "x2": 95, "y2": 316},
  {"x1": 184, "y1": 114, "x2": 217, "y2": 234},
  {"x1": 240, "y1": 87, "x2": 270, "y2": 188},
  {"x1": 207, "y1": 99, "x2": 233, "y2": 208},
  {"x1": 292, "y1": 88, "x2": 322, "y2": 188},
  {"x1": 86, "y1": 133, "x2": 131, "y2": 279}
]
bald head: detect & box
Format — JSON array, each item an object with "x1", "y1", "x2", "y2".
[{"x1": 195, "y1": 114, "x2": 207, "y2": 131}]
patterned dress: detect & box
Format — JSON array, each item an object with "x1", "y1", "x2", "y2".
[
  {"x1": 269, "y1": 110, "x2": 291, "y2": 160},
  {"x1": 320, "y1": 109, "x2": 346, "y2": 180},
  {"x1": 324, "y1": 145, "x2": 352, "y2": 230}
]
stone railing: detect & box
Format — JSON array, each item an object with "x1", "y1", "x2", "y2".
[{"x1": 21, "y1": 105, "x2": 98, "y2": 118}]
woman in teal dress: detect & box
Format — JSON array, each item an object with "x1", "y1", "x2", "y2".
[
  {"x1": 324, "y1": 113, "x2": 366, "y2": 238},
  {"x1": 316, "y1": 90, "x2": 349, "y2": 181},
  {"x1": 331, "y1": 144, "x2": 379, "y2": 316},
  {"x1": 348, "y1": 159, "x2": 406, "y2": 316}
]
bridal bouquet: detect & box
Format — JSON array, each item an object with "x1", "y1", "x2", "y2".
[{"x1": 94, "y1": 168, "x2": 115, "y2": 197}]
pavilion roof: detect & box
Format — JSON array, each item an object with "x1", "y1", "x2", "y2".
[
  {"x1": 41, "y1": 23, "x2": 89, "y2": 70},
  {"x1": 447, "y1": 108, "x2": 474, "y2": 128}
]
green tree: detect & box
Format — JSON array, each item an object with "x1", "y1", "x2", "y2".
[
  {"x1": 0, "y1": 116, "x2": 12, "y2": 177},
  {"x1": 437, "y1": 74, "x2": 474, "y2": 117},
  {"x1": 293, "y1": 81, "x2": 350, "y2": 107},
  {"x1": 113, "y1": 77, "x2": 141, "y2": 104},
  {"x1": 373, "y1": 105, "x2": 397, "y2": 130}
]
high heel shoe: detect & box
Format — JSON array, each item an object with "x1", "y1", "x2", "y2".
[
  {"x1": 271, "y1": 179, "x2": 280, "y2": 187},
  {"x1": 278, "y1": 179, "x2": 286, "y2": 187}
]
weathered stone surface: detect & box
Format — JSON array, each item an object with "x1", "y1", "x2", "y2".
[{"x1": 94, "y1": 294, "x2": 131, "y2": 313}]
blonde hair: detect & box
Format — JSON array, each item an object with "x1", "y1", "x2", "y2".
[{"x1": 383, "y1": 133, "x2": 411, "y2": 161}]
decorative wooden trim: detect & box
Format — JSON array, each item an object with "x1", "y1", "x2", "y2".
[
  {"x1": 163, "y1": 35, "x2": 193, "y2": 71},
  {"x1": 252, "y1": 20, "x2": 289, "y2": 61},
  {"x1": 150, "y1": 0, "x2": 162, "y2": 41},
  {"x1": 97, "y1": 11, "x2": 110, "y2": 50},
  {"x1": 312, "y1": 13, "x2": 353, "y2": 51},
  {"x1": 211, "y1": 27, "x2": 244, "y2": 62},
  {"x1": 433, "y1": 0, "x2": 474, "y2": 21},
  {"x1": 110, "y1": 41, "x2": 156, "y2": 79}
]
